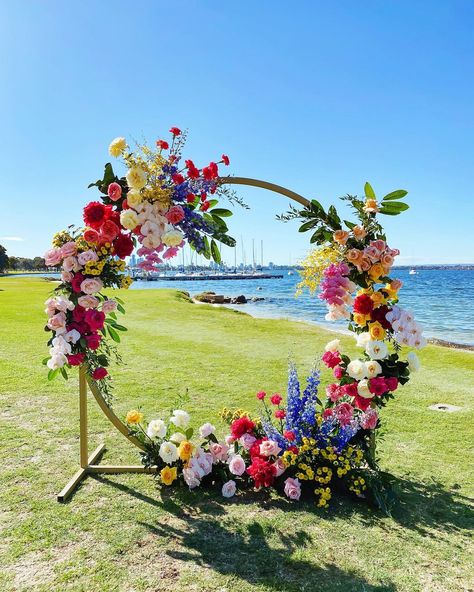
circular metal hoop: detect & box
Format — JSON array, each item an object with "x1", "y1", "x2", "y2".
[{"x1": 89, "y1": 176, "x2": 310, "y2": 450}]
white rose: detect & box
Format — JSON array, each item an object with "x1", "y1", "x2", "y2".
[
  {"x1": 108, "y1": 137, "x2": 127, "y2": 157},
  {"x1": 355, "y1": 332, "x2": 371, "y2": 348},
  {"x1": 365, "y1": 360, "x2": 382, "y2": 379},
  {"x1": 126, "y1": 189, "x2": 143, "y2": 208},
  {"x1": 120, "y1": 210, "x2": 139, "y2": 230},
  {"x1": 407, "y1": 351, "x2": 421, "y2": 371},
  {"x1": 222, "y1": 480, "x2": 237, "y2": 498},
  {"x1": 170, "y1": 409, "x2": 190, "y2": 428},
  {"x1": 199, "y1": 422, "x2": 215, "y2": 438},
  {"x1": 325, "y1": 339, "x2": 341, "y2": 352},
  {"x1": 147, "y1": 419, "x2": 167, "y2": 439},
  {"x1": 347, "y1": 359, "x2": 367, "y2": 381},
  {"x1": 47, "y1": 353, "x2": 67, "y2": 370},
  {"x1": 365, "y1": 340, "x2": 388, "y2": 360},
  {"x1": 170, "y1": 432, "x2": 186, "y2": 444},
  {"x1": 162, "y1": 229, "x2": 184, "y2": 247},
  {"x1": 158, "y1": 441, "x2": 178, "y2": 464},
  {"x1": 126, "y1": 166, "x2": 147, "y2": 190},
  {"x1": 357, "y1": 379, "x2": 373, "y2": 399}
]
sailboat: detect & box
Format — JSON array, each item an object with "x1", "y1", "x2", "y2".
[{"x1": 409, "y1": 268, "x2": 418, "y2": 275}]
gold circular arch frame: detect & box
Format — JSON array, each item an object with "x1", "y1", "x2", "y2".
[{"x1": 58, "y1": 177, "x2": 310, "y2": 501}]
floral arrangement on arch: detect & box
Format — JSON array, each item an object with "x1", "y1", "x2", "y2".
[
  {"x1": 119, "y1": 183, "x2": 425, "y2": 513},
  {"x1": 43, "y1": 127, "x2": 237, "y2": 401}
]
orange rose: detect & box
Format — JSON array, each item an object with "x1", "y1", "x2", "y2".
[
  {"x1": 364, "y1": 199, "x2": 379, "y2": 213},
  {"x1": 369, "y1": 263, "x2": 385, "y2": 281},
  {"x1": 333, "y1": 230, "x2": 350, "y2": 245},
  {"x1": 346, "y1": 248, "x2": 362, "y2": 264},
  {"x1": 352, "y1": 225, "x2": 367, "y2": 240},
  {"x1": 353, "y1": 313, "x2": 370, "y2": 327}
]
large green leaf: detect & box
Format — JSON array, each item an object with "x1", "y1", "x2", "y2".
[
  {"x1": 364, "y1": 182, "x2": 376, "y2": 199},
  {"x1": 210, "y1": 208, "x2": 233, "y2": 217},
  {"x1": 299, "y1": 219, "x2": 319, "y2": 232},
  {"x1": 382, "y1": 190, "x2": 408, "y2": 201},
  {"x1": 211, "y1": 239, "x2": 221, "y2": 264}
]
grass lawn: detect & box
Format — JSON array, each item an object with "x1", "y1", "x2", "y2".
[{"x1": 1, "y1": 276, "x2": 473, "y2": 592}]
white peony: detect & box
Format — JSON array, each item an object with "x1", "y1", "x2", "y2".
[
  {"x1": 158, "y1": 441, "x2": 178, "y2": 464},
  {"x1": 162, "y1": 228, "x2": 184, "y2": 247},
  {"x1": 170, "y1": 409, "x2": 190, "y2": 428},
  {"x1": 355, "y1": 332, "x2": 371, "y2": 348},
  {"x1": 222, "y1": 480, "x2": 237, "y2": 498},
  {"x1": 170, "y1": 432, "x2": 186, "y2": 444},
  {"x1": 325, "y1": 339, "x2": 341, "y2": 352},
  {"x1": 147, "y1": 419, "x2": 167, "y2": 439},
  {"x1": 199, "y1": 422, "x2": 216, "y2": 438},
  {"x1": 120, "y1": 210, "x2": 139, "y2": 230},
  {"x1": 407, "y1": 351, "x2": 421, "y2": 371},
  {"x1": 365, "y1": 360, "x2": 382, "y2": 378},
  {"x1": 365, "y1": 340, "x2": 388, "y2": 360},
  {"x1": 347, "y1": 359, "x2": 367, "y2": 381},
  {"x1": 357, "y1": 379, "x2": 373, "y2": 399},
  {"x1": 126, "y1": 166, "x2": 147, "y2": 190},
  {"x1": 108, "y1": 137, "x2": 127, "y2": 157}
]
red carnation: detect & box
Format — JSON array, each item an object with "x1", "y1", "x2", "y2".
[
  {"x1": 323, "y1": 408, "x2": 334, "y2": 419},
  {"x1": 230, "y1": 416, "x2": 255, "y2": 439},
  {"x1": 322, "y1": 350, "x2": 342, "y2": 369},
  {"x1": 202, "y1": 162, "x2": 218, "y2": 181},
  {"x1": 187, "y1": 165, "x2": 200, "y2": 179},
  {"x1": 369, "y1": 377, "x2": 388, "y2": 396},
  {"x1": 156, "y1": 139, "x2": 169, "y2": 150},
  {"x1": 353, "y1": 294, "x2": 374, "y2": 316},
  {"x1": 169, "y1": 127, "x2": 181, "y2": 136},
  {"x1": 113, "y1": 233, "x2": 134, "y2": 259},
  {"x1": 71, "y1": 273, "x2": 85, "y2": 294},
  {"x1": 92, "y1": 367, "x2": 108, "y2": 380},
  {"x1": 186, "y1": 193, "x2": 196, "y2": 203},
  {"x1": 256, "y1": 390, "x2": 266, "y2": 400},
  {"x1": 67, "y1": 353, "x2": 85, "y2": 366},
  {"x1": 84, "y1": 228, "x2": 100, "y2": 244},
  {"x1": 83, "y1": 202, "x2": 108, "y2": 230},
  {"x1": 246, "y1": 457, "x2": 277, "y2": 489},
  {"x1": 249, "y1": 437, "x2": 265, "y2": 459},
  {"x1": 288, "y1": 445, "x2": 299, "y2": 454},
  {"x1": 85, "y1": 309, "x2": 105, "y2": 332},
  {"x1": 284, "y1": 430, "x2": 296, "y2": 441},
  {"x1": 200, "y1": 201, "x2": 210, "y2": 212},
  {"x1": 85, "y1": 333, "x2": 101, "y2": 350},
  {"x1": 270, "y1": 393, "x2": 282, "y2": 405},
  {"x1": 221, "y1": 154, "x2": 230, "y2": 166},
  {"x1": 275, "y1": 409, "x2": 286, "y2": 419},
  {"x1": 100, "y1": 219, "x2": 120, "y2": 243},
  {"x1": 385, "y1": 376, "x2": 399, "y2": 392},
  {"x1": 200, "y1": 192, "x2": 207, "y2": 202},
  {"x1": 172, "y1": 173, "x2": 185, "y2": 185}
]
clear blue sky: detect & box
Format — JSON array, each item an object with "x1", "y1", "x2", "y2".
[{"x1": 1, "y1": 0, "x2": 473, "y2": 265}]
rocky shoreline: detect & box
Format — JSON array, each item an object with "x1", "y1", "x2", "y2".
[{"x1": 194, "y1": 291, "x2": 264, "y2": 305}]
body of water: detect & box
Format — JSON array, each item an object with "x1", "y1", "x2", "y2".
[{"x1": 14, "y1": 268, "x2": 474, "y2": 346}]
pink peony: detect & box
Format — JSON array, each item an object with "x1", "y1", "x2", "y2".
[
  {"x1": 335, "y1": 402, "x2": 354, "y2": 426},
  {"x1": 107, "y1": 182, "x2": 122, "y2": 201},
  {"x1": 80, "y1": 278, "x2": 103, "y2": 295},
  {"x1": 259, "y1": 440, "x2": 281, "y2": 457},
  {"x1": 102, "y1": 299, "x2": 118, "y2": 314},
  {"x1": 166, "y1": 205, "x2": 185, "y2": 224},
  {"x1": 284, "y1": 477, "x2": 301, "y2": 500},
  {"x1": 228, "y1": 454, "x2": 246, "y2": 476},
  {"x1": 322, "y1": 350, "x2": 342, "y2": 369},
  {"x1": 326, "y1": 383, "x2": 344, "y2": 403},
  {"x1": 361, "y1": 408, "x2": 379, "y2": 430},
  {"x1": 60, "y1": 241, "x2": 77, "y2": 258},
  {"x1": 77, "y1": 295, "x2": 99, "y2": 309},
  {"x1": 369, "y1": 377, "x2": 388, "y2": 396},
  {"x1": 44, "y1": 248, "x2": 62, "y2": 266}
]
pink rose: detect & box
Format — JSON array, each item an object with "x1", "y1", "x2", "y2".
[
  {"x1": 44, "y1": 248, "x2": 62, "y2": 266},
  {"x1": 107, "y1": 182, "x2": 122, "y2": 202},
  {"x1": 209, "y1": 442, "x2": 229, "y2": 462},
  {"x1": 360, "y1": 258, "x2": 371, "y2": 272},
  {"x1": 77, "y1": 250, "x2": 99, "y2": 266},
  {"x1": 284, "y1": 477, "x2": 301, "y2": 501},
  {"x1": 361, "y1": 408, "x2": 378, "y2": 430},
  {"x1": 102, "y1": 299, "x2": 118, "y2": 313},
  {"x1": 228, "y1": 454, "x2": 246, "y2": 476},
  {"x1": 239, "y1": 433, "x2": 257, "y2": 450},
  {"x1": 80, "y1": 278, "x2": 103, "y2": 295},
  {"x1": 166, "y1": 205, "x2": 185, "y2": 224},
  {"x1": 60, "y1": 241, "x2": 77, "y2": 258},
  {"x1": 183, "y1": 467, "x2": 200, "y2": 489},
  {"x1": 273, "y1": 458, "x2": 286, "y2": 477},
  {"x1": 221, "y1": 480, "x2": 237, "y2": 498},
  {"x1": 77, "y1": 295, "x2": 99, "y2": 309},
  {"x1": 371, "y1": 240, "x2": 386, "y2": 252},
  {"x1": 335, "y1": 402, "x2": 354, "y2": 426},
  {"x1": 61, "y1": 270, "x2": 73, "y2": 283},
  {"x1": 47, "y1": 312, "x2": 66, "y2": 333},
  {"x1": 364, "y1": 246, "x2": 380, "y2": 262},
  {"x1": 62, "y1": 256, "x2": 80, "y2": 272},
  {"x1": 259, "y1": 440, "x2": 281, "y2": 457}
]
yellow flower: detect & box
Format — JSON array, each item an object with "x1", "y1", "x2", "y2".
[
  {"x1": 370, "y1": 291, "x2": 385, "y2": 306},
  {"x1": 126, "y1": 166, "x2": 148, "y2": 190},
  {"x1": 296, "y1": 246, "x2": 342, "y2": 296},
  {"x1": 353, "y1": 313, "x2": 370, "y2": 327},
  {"x1": 363, "y1": 199, "x2": 379, "y2": 213},
  {"x1": 126, "y1": 409, "x2": 143, "y2": 424},
  {"x1": 369, "y1": 263, "x2": 385, "y2": 281},
  {"x1": 160, "y1": 465, "x2": 177, "y2": 486},
  {"x1": 369, "y1": 321, "x2": 386, "y2": 340},
  {"x1": 127, "y1": 189, "x2": 143, "y2": 209},
  {"x1": 109, "y1": 137, "x2": 127, "y2": 157},
  {"x1": 121, "y1": 276, "x2": 133, "y2": 289},
  {"x1": 178, "y1": 440, "x2": 193, "y2": 461}
]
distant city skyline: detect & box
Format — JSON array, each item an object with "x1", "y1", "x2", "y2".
[{"x1": 1, "y1": 1, "x2": 473, "y2": 264}]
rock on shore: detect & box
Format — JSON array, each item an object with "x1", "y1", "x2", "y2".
[{"x1": 194, "y1": 292, "x2": 264, "y2": 305}]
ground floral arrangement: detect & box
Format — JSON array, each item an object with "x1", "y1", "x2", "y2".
[{"x1": 43, "y1": 130, "x2": 425, "y2": 512}]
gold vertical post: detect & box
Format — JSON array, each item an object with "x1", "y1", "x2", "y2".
[{"x1": 79, "y1": 365, "x2": 88, "y2": 468}]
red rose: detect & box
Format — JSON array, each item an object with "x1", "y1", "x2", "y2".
[
  {"x1": 256, "y1": 390, "x2": 266, "y2": 400},
  {"x1": 343, "y1": 382, "x2": 358, "y2": 398},
  {"x1": 371, "y1": 305, "x2": 392, "y2": 330},
  {"x1": 353, "y1": 294, "x2": 374, "y2": 316},
  {"x1": 67, "y1": 321, "x2": 89, "y2": 335},
  {"x1": 169, "y1": 127, "x2": 181, "y2": 136},
  {"x1": 113, "y1": 233, "x2": 134, "y2": 259},
  {"x1": 72, "y1": 304, "x2": 86, "y2": 322},
  {"x1": 166, "y1": 205, "x2": 185, "y2": 224},
  {"x1": 354, "y1": 395, "x2": 372, "y2": 411},
  {"x1": 107, "y1": 182, "x2": 122, "y2": 202},
  {"x1": 246, "y1": 457, "x2": 277, "y2": 488},
  {"x1": 71, "y1": 273, "x2": 85, "y2": 294},
  {"x1": 85, "y1": 309, "x2": 105, "y2": 332},
  {"x1": 92, "y1": 367, "x2": 108, "y2": 380},
  {"x1": 85, "y1": 333, "x2": 101, "y2": 350},
  {"x1": 67, "y1": 353, "x2": 85, "y2": 366},
  {"x1": 230, "y1": 416, "x2": 255, "y2": 439},
  {"x1": 221, "y1": 154, "x2": 230, "y2": 166},
  {"x1": 172, "y1": 173, "x2": 185, "y2": 185},
  {"x1": 385, "y1": 377, "x2": 399, "y2": 392},
  {"x1": 275, "y1": 409, "x2": 286, "y2": 419},
  {"x1": 369, "y1": 377, "x2": 388, "y2": 396},
  {"x1": 270, "y1": 393, "x2": 282, "y2": 405},
  {"x1": 200, "y1": 201, "x2": 210, "y2": 212},
  {"x1": 100, "y1": 219, "x2": 120, "y2": 243},
  {"x1": 322, "y1": 350, "x2": 341, "y2": 369},
  {"x1": 84, "y1": 228, "x2": 100, "y2": 244},
  {"x1": 156, "y1": 139, "x2": 169, "y2": 150},
  {"x1": 284, "y1": 430, "x2": 296, "y2": 441},
  {"x1": 83, "y1": 202, "x2": 108, "y2": 230}
]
